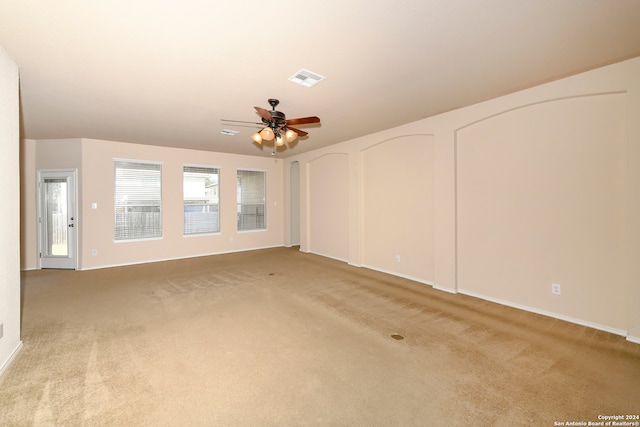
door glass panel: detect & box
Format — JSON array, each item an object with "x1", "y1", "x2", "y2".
[{"x1": 44, "y1": 178, "x2": 68, "y2": 257}]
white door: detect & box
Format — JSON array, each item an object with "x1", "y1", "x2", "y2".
[{"x1": 38, "y1": 169, "x2": 78, "y2": 269}]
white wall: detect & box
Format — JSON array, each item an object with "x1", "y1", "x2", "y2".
[
  {"x1": 286, "y1": 56, "x2": 640, "y2": 342},
  {"x1": 0, "y1": 45, "x2": 22, "y2": 373}
]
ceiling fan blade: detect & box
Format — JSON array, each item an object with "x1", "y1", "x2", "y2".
[
  {"x1": 255, "y1": 106, "x2": 273, "y2": 122},
  {"x1": 288, "y1": 126, "x2": 308, "y2": 137},
  {"x1": 286, "y1": 116, "x2": 320, "y2": 126}
]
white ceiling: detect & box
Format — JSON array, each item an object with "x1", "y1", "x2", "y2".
[{"x1": 2, "y1": 0, "x2": 640, "y2": 157}]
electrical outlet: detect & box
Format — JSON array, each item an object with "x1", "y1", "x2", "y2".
[
  {"x1": 395, "y1": 255, "x2": 401, "y2": 262},
  {"x1": 91, "y1": 249, "x2": 98, "y2": 256},
  {"x1": 551, "y1": 283, "x2": 561, "y2": 295}
]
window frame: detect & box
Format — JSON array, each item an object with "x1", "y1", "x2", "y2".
[
  {"x1": 236, "y1": 169, "x2": 267, "y2": 232},
  {"x1": 113, "y1": 159, "x2": 163, "y2": 242},
  {"x1": 183, "y1": 164, "x2": 221, "y2": 236}
]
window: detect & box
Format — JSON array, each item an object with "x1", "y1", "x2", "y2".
[
  {"x1": 183, "y1": 165, "x2": 220, "y2": 235},
  {"x1": 237, "y1": 170, "x2": 265, "y2": 231},
  {"x1": 114, "y1": 160, "x2": 162, "y2": 240}
]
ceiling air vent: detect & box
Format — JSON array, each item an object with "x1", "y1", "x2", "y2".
[{"x1": 288, "y1": 69, "x2": 325, "y2": 88}]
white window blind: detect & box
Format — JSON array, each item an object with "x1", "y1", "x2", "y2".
[
  {"x1": 237, "y1": 170, "x2": 265, "y2": 231},
  {"x1": 114, "y1": 160, "x2": 162, "y2": 240},
  {"x1": 183, "y1": 165, "x2": 220, "y2": 235}
]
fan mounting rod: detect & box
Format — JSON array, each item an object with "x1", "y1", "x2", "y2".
[
  {"x1": 265, "y1": 99, "x2": 285, "y2": 122},
  {"x1": 268, "y1": 99, "x2": 280, "y2": 109}
]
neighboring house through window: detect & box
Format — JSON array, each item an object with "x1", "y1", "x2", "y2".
[{"x1": 183, "y1": 165, "x2": 220, "y2": 235}]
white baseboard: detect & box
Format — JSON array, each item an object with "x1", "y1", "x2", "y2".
[
  {"x1": 0, "y1": 341, "x2": 23, "y2": 377},
  {"x1": 360, "y1": 264, "x2": 434, "y2": 287},
  {"x1": 626, "y1": 335, "x2": 640, "y2": 345},
  {"x1": 458, "y1": 288, "x2": 628, "y2": 338},
  {"x1": 305, "y1": 250, "x2": 349, "y2": 264},
  {"x1": 78, "y1": 245, "x2": 283, "y2": 271},
  {"x1": 433, "y1": 285, "x2": 458, "y2": 294},
  {"x1": 306, "y1": 253, "x2": 434, "y2": 287}
]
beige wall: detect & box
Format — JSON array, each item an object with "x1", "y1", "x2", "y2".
[
  {"x1": 288, "y1": 161, "x2": 301, "y2": 246},
  {"x1": 288, "y1": 136, "x2": 437, "y2": 285},
  {"x1": 457, "y1": 93, "x2": 627, "y2": 332},
  {"x1": 307, "y1": 153, "x2": 349, "y2": 261},
  {"x1": 0, "y1": 45, "x2": 21, "y2": 373},
  {"x1": 36, "y1": 138, "x2": 82, "y2": 167},
  {"x1": 16, "y1": 56, "x2": 640, "y2": 343},
  {"x1": 285, "y1": 56, "x2": 640, "y2": 342},
  {"x1": 21, "y1": 138, "x2": 284, "y2": 270},
  {"x1": 627, "y1": 60, "x2": 640, "y2": 342},
  {"x1": 20, "y1": 139, "x2": 37, "y2": 270},
  {"x1": 361, "y1": 135, "x2": 435, "y2": 282}
]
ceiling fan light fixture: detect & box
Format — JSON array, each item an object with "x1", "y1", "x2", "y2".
[
  {"x1": 228, "y1": 99, "x2": 321, "y2": 155},
  {"x1": 285, "y1": 129, "x2": 298, "y2": 142},
  {"x1": 251, "y1": 132, "x2": 263, "y2": 144},
  {"x1": 259, "y1": 127, "x2": 274, "y2": 141}
]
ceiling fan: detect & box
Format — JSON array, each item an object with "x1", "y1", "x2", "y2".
[{"x1": 222, "y1": 99, "x2": 320, "y2": 152}]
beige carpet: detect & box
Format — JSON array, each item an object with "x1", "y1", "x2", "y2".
[{"x1": 1, "y1": 247, "x2": 639, "y2": 426}]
